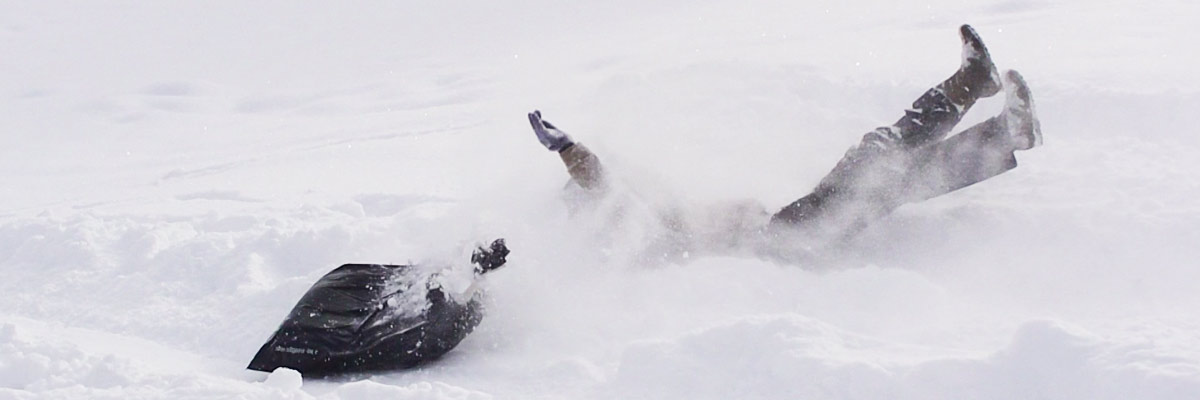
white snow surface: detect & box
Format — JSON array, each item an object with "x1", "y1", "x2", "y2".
[{"x1": 3, "y1": 1, "x2": 1200, "y2": 399}]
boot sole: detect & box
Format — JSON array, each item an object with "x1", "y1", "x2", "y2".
[{"x1": 1004, "y1": 70, "x2": 1043, "y2": 149}]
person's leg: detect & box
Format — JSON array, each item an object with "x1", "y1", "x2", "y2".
[
  {"x1": 896, "y1": 117, "x2": 1017, "y2": 203},
  {"x1": 898, "y1": 70, "x2": 1042, "y2": 203},
  {"x1": 885, "y1": 24, "x2": 1003, "y2": 149},
  {"x1": 770, "y1": 24, "x2": 1001, "y2": 228}
]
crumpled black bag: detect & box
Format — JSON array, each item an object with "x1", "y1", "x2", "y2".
[{"x1": 247, "y1": 239, "x2": 508, "y2": 376}]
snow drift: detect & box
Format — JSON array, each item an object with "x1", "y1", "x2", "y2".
[{"x1": 3, "y1": 0, "x2": 1200, "y2": 399}]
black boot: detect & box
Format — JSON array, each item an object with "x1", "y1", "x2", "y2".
[
  {"x1": 939, "y1": 24, "x2": 1002, "y2": 108},
  {"x1": 892, "y1": 24, "x2": 1004, "y2": 148}
]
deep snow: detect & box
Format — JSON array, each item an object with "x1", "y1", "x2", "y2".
[{"x1": 3, "y1": 1, "x2": 1200, "y2": 399}]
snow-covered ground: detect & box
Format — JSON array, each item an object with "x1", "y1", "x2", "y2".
[{"x1": 3, "y1": 1, "x2": 1200, "y2": 399}]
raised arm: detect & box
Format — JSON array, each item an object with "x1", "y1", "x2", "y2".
[{"x1": 528, "y1": 110, "x2": 607, "y2": 190}]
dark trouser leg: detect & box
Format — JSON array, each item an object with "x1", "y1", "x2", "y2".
[
  {"x1": 895, "y1": 86, "x2": 968, "y2": 148},
  {"x1": 767, "y1": 25, "x2": 1010, "y2": 235},
  {"x1": 770, "y1": 86, "x2": 968, "y2": 228},
  {"x1": 768, "y1": 115, "x2": 1020, "y2": 235},
  {"x1": 897, "y1": 116, "x2": 1018, "y2": 203}
]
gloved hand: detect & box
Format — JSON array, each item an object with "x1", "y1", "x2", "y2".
[
  {"x1": 472, "y1": 239, "x2": 509, "y2": 274},
  {"x1": 528, "y1": 110, "x2": 574, "y2": 152}
]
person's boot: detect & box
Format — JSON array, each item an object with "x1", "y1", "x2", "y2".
[
  {"x1": 1000, "y1": 70, "x2": 1042, "y2": 150},
  {"x1": 939, "y1": 24, "x2": 1002, "y2": 108}
]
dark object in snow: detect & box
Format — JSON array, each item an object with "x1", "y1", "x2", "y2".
[
  {"x1": 472, "y1": 238, "x2": 510, "y2": 274},
  {"x1": 247, "y1": 239, "x2": 509, "y2": 376}
]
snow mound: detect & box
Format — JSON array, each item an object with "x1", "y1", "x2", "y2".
[
  {"x1": 5, "y1": 1, "x2": 1200, "y2": 398},
  {"x1": 333, "y1": 381, "x2": 492, "y2": 400},
  {"x1": 0, "y1": 323, "x2": 135, "y2": 392},
  {"x1": 264, "y1": 368, "x2": 303, "y2": 391},
  {"x1": 606, "y1": 314, "x2": 895, "y2": 399},
  {"x1": 605, "y1": 317, "x2": 1200, "y2": 399}
]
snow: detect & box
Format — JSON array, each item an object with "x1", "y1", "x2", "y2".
[
  {"x1": 264, "y1": 369, "x2": 303, "y2": 391},
  {"x1": 3, "y1": 0, "x2": 1200, "y2": 399}
]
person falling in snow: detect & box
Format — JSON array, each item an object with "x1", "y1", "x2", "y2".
[{"x1": 527, "y1": 24, "x2": 1041, "y2": 263}]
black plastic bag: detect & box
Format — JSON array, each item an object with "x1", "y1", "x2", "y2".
[{"x1": 248, "y1": 239, "x2": 508, "y2": 375}]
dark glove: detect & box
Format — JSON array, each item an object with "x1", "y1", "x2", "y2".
[
  {"x1": 528, "y1": 110, "x2": 574, "y2": 152},
  {"x1": 471, "y1": 239, "x2": 509, "y2": 274}
]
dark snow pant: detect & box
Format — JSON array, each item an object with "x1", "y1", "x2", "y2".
[{"x1": 769, "y1": 86, "x2": 1019, "y2": 235}]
